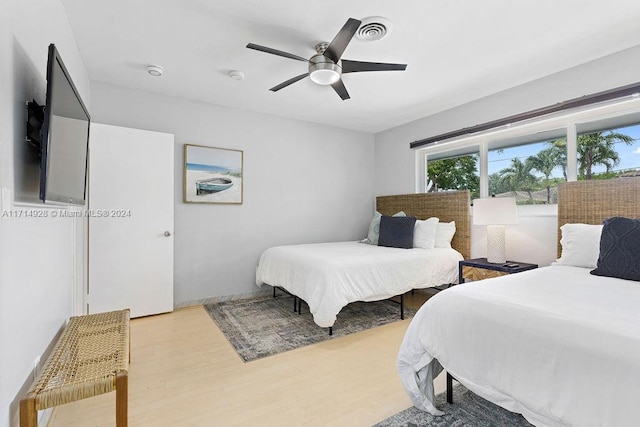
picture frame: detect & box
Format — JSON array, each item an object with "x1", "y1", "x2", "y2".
[{"x1": 184, "y1": 144, "x2": 243, "y2": 204}]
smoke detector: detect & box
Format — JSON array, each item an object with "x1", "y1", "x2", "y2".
[
  {"x1": 146, "y1": 65, "x2": 164, "y2": 77},
  {"x1": 356, "y1": 16, "x2": 392, "y2": 41},
  {"x1": 228, "y1": 70, "x2": 245, "y2": 81}
]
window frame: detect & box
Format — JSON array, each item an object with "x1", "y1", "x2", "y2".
[{"x1": 415, "y1": 96, "x2": 640, "y2": 200}]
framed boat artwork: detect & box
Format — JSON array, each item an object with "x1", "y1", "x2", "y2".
[{"x1": 184, "y1": 144, "x2": 243, "y2": 204}]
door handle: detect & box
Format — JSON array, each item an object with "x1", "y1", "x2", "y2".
[{"x1": 164, "y1": 231, "x2": 172, "y2": 237}]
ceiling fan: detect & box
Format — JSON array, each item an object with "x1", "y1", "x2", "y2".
[{"x1": 246, "y1": 18, "x2": 407, "y2": 100}]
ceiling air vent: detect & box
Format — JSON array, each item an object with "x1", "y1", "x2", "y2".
[{"x1": 355, "y1": 16, "x2": 392, "y2": 41}]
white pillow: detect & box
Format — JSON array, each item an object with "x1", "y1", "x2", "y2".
[
  {"x1": 363, "y1": 211, "x2": 406, "y2": 245},
  {"x1": 554, "y1": 223, "x2": 603, "y2": 268},
  {"x1": 435, "y1": 221, "x2": 456, "y2": 248},
  {"x1": 414, "y1": 217, "x2": 439, "y2": 249}
]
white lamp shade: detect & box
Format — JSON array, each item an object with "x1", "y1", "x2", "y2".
[
  {"x1": 474, "y1": 197, "x2": 517, "y2": 264},
  {"x1": 473, "y1": 197, "x2": 518, "y2": 225}
]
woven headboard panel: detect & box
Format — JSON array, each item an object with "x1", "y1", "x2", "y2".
[
  {"x1": 557, "y1": 177, "x2": 640, "y2": 257},
  {"x1": 376, "y1": 191, "x2": 471, "y2": 259}
]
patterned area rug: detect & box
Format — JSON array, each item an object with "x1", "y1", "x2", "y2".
[
  {"x1": 204, "y1": 295, "x2": 414, "y2": 362},
  {"x1": 374, "y1": 384, "x2": 533, "y2": 426}
]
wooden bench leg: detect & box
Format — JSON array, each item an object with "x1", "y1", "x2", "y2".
[
  {"x1": 20, "y1": 396, "x2": 37, "y2": 427},
  {"x1": 116, "y1": 371, "x2": 128, "y2": 427}
]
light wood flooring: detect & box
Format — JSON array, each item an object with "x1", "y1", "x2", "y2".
[{"x1": 50, "y1": 291, "x2": 446, "y2": 426}]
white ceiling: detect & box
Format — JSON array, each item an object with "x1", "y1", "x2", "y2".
[{"x1": 61, "y1": 0, "x2": 640, "y2": 133}]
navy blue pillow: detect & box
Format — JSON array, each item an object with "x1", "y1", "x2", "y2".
[
  {"x1": 590, "y1": 217, "x2": 640, "y2": 282},
  {"x1": 378, "y1": 215, "x2": 416, "y2": 249}
]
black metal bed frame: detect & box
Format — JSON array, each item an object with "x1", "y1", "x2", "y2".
[
  {"x1": 271, "y1": 285, "x2": 405, "y2": 336},
  {"x1": 446, "y1": 372, "x2": 454, "y2": 404}
]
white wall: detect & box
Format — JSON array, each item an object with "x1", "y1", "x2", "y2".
[
  {"x1": 1, "y1": 3, "x2": 634, "y2": 421},
  {"x1": 0, "y1": 1, "x2": 90, "y2": 426},
  {"x1": 89, "y1": 82, "x2": 375, "y2": 306},
  {"x1": 374, "y1": 45, "x2": 640, "y2": 267}
]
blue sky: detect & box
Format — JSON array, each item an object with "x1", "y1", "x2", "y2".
[
  {"x1": 186, "y1": 145, "x2": 242, "y2": 170},
  {"x1": 488, "y1": 124, "x2": 640, "y2": 177}
]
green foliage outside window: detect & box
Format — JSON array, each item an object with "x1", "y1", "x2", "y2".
[
  {"x1": 575, "y1": 131, "x2": 633, "y2": 179},
  {"x1": 427, "y1": 129, "x2": 637, "y2": 205},
  {"x1": 427, "y1": 155, "x2": 479, "y2": 199}
]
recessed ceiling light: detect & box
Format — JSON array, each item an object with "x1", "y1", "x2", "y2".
[
  {"x1": 228, "y1": 70, "x2": 245, "y2": 81},
  {"x1": 146, "y1": 65, "x2": 164, "y2": 77}
]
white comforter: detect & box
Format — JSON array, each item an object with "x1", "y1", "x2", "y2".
[
  {"x1": 255, "y1": 241, "x2": 462, "y2": 327},
  {"x1": 397, "y1": 265, "x2": 640, "y2": 426}
]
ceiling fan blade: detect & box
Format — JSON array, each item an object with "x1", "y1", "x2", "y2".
[
  {"x1": 330, "y1": 79, "x2": 350, "y2": 100},
  {"x1": 246, "y1": 43, "x2": 309, "y2": 62},
  {"x1": 324, "y1": 18, "x2": 361, "y2": 63},
  {"x1": 270, "y1": 73, "x2": 309, "y2": 92},
  {"x1": 341, "y1": 60, "x2": 408, "y2": 74}
]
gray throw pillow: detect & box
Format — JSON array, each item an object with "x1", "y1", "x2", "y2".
[
  {"x1": 363, "y1": 211, "x2": 406, "y2": 245},
  {"x1": 378, "y1": 216, "x2": 417, "y2": 249}
]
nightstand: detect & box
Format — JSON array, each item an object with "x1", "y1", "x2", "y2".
[{"x1": 459, "y1": 258, "x2": 538, "y2": 283}]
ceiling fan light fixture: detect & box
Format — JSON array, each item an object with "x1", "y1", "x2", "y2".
[
  {"x1": 309, "y1": 54, "x2": 341, "y2": 85},
  {"x1": 310, "y1": 67, "x2": 340, "y2": 85},
  {"x1": 246, "y1": 17, "x2": 406, "y2": 99}
]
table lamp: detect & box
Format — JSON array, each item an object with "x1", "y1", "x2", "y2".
[{"x1": 473, "y1": 197, "x2": 518, "y2": 264}]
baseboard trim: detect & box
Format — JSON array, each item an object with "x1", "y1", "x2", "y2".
[
  {"x1": 175, "y1": 288, "x2": 272, "y2": 308},
  {"x1": 9, "y1": 321, "x2": 66, "y2": 426}
]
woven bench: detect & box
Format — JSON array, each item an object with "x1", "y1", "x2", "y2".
[{"x1": 20, "y1": 309, "x2": 130, "y2": 427}]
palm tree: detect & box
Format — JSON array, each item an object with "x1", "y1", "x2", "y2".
[
  {"x1": 577, "y1": 131, "x2": 634, "y2": 179},
  {"x1": 548, "y1": 139, "x2": 567, "y2": 180},
  {"x1": 549, "y1": 131, "x2": 634, "y2": 180},
  {"x1": 489, "y1": 172, "x2": 508, "y2": 196},
  {"x1": 498, "y1": 158, "x2": 537, "y2": 203},
  {"x1": 526, "y1": 148, "x2": 560, "y2": 203}
]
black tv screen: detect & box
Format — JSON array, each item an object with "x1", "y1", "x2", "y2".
[{"x1": 40, "y1": 44, "x2": 90, "y2": 206}]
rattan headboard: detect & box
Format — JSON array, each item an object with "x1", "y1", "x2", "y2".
[
  {"x1": 557, "y1": 177, "x2": 640, "y2": 257},
  {"x1": 376, "y1": 191, "x2": 471, "y2": 259}
]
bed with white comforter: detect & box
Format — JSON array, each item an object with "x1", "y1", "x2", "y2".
[
  {"x1": 397, "y1": 265, "x2": 640, "y2": 426},
  {"x1": 256, "y1": 241, "x2": 462, "y2": 327}
]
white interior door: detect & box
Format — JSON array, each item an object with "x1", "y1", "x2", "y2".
[{"x1": 88, "y1": 123, "x2": 174, "y2": 317}]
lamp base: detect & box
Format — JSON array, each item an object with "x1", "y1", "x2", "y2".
[{"x1": 486, "y1": 225, "x2": 506, "y2": 264}]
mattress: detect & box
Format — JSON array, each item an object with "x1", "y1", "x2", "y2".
[
  {"x1": 255, "y1": 241, "x2": 462, "y2": 327},
  {"x1": 397, "y1": 265, "x2": 640, "y2": 426}
]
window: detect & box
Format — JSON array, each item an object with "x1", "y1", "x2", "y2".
[
  {"x1": 488, "y1": 138, "x2": 566, "y2": 204},
  {"x1": 575, "y1": 123, "x2": 640, "y2": 179},
  {"x1": 426, "y1": 149, "x2": 479, "y2": 199},
  {"x1": 416, "y1": 99, "x2": 640, "y2": 204}
]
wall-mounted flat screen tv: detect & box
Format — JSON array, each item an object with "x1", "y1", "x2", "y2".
[{"x1": 39, "y1": 43, "x2": 90, "y2": 206}]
